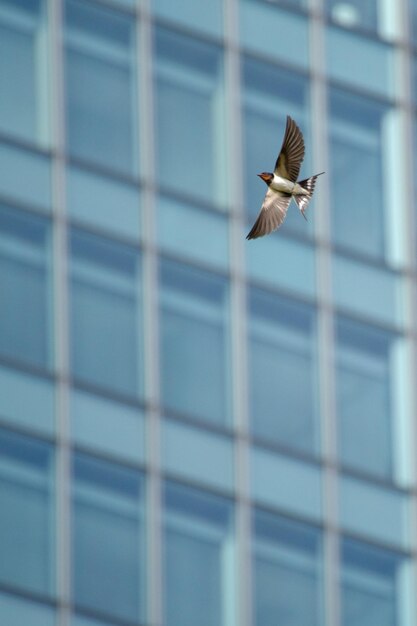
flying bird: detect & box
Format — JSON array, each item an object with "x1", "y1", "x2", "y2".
[{"x1": 246, "y1": 116, "x2": 324, "y2": 240}]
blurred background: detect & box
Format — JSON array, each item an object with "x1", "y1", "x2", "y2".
[{"x1": 0, "y1": 0, "x2": 417, "y2": 625}]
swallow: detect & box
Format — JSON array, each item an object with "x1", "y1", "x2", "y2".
[{"x1": 246, "y1": 115, "x2": 324, "y2": 240}]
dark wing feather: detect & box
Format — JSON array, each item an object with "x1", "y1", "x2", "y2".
[
  {"x1": 246, "y1": 189, "x2": 292, "y2": 240},
  {"x1": 274, "y1": 116, "x2": 305, "y2": 182}
]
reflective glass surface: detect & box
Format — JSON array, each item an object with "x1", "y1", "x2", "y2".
[
  {"x1": 67, "y1": 165, "x2": 141, "y2": 241},
  {"x1": 0, "y1": 0, "x2": 49, "y2": 145},
  {"x1": 251, "y1": 446, "x2": 322, "y2": 521},
  {"x1": 0, "y1": 429, "x2": 54, "y2": 595},
  {"x1": 70, "y1": 229, "x2": 142, "y2": 398},
  {"x1": 240, "y1": 1, "x2": 309, "y2": 68},
  {"x1": 71, "y1": 388, "x2": 145, "y2": 465},
  {"x1": 162, "y1": 418, "x2": 234, "y2": 491},
  {"x1": 72, "y1": 453, "x2": 144, "y2": 623},
  {"x1": 0, "y1": 364, "x2": 54, "y2": 434},
  {"x1": 163, "y1": 482, "x2": 233, "y2": 626},
  {"x1": 242, "y1": 57, "x2": 311, "y2": 236},
  {"x1": 65, "y1": 0, "x2": 138, "y2": 175},
  {"x1": 329, "y1": 89, "x2": 389, "y2": 259},
  {"x1": 336, "y1": 318, "x2": 394, "y2": 478},
  {"x1": 253, "y1": 509, "x2": 323, "y2": 626},
  {"x1": 155, "y1": 28, "x2": 226, "y2": 207},
  {"x1": 341, "y1": 539, "x2": 404, "y2": 626},
  {"x1": 0, "y1": 592, "x2": 55, "y2": 626},
  {"x1": 160, "y1": 259, "x2": 231, "y2": 425},
  {"x1": 153, "y1": 0, "x2": 223, "y2": 37},
  {"x1": 0, "y1": 142, "x2": 51, "y2": 210},
  {"x1": 340, "y1": 475, "x2": 408, "y2": 549},
  {"x1": 327, "y1": 0, "x2": 377, "y2": 32},
  {"x1": 0, "y1": 205, "x2": 51, "y2": 368},
  {"x1": 157, "y1": 195, "x2": 229, "y2": 271},
  {"x1": 248, "y1": 288, "x2": 319, "y2": 453}
]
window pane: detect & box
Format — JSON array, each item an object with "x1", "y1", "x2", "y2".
[
  {"x1": 0, "y1": 0, "x2": 48, "y2": 145},
  {"x1": 65, "y1": 0, "x2": 138, "y2": 175},
  {"x1": 0, "y1": 142, "x2": 51, "y2": 210},
  {"x1": 341, "y1": 539, "x2": 405, "y2": 626},
  {"x1": 153, "y1": 0, "x2": 223, "y2": 37},
  {"x1": 0, "y1": 204, "x2": 51, "y2": 368},
  {"x1": 70, "y1": 229, "x2": 142, "y2": 398},
  {"x1": 0, "y1": 428, "x2": 54, "y2": 595},
  {"x1": 253, "y1": 509, "x2": 323, "y2": 626},
  {"x1": 336, "y1": 318, "x2": 394, "y2": 478},
  {"x1": 242, "y1": 57, "x2": 311, "y2": 235},
  {"x1": 163, "y1": 481, "x2": 233, "y2": 626},
  {"x1": 155, "y1": 28, "x2": 226, "y2": 206},
  {"x1": 248, "y1": 288, "x2": 319, "y2": 454},
  {"x1": 240, "y1": 1, "x2": 309, "y2": 69},
  {"x1": 0, "y1": 592, "x2": 55, "y2": 626},
  {"x1": 72, "y1": 453, "x2": 144, "y2": 623},
  {"x1": 329, "y1": 89, "x2": 389, "y2": 258},
  {"x1": 160, "y1": 260, "x2": 231, "y2": 425},
  {"x1": 327, "y1": 0, "x2": 377, "y2": 31}
]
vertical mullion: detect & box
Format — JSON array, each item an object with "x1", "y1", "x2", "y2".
[
  {"x1": 49, "y1": 0, "x2": 71, "y2": 624},
  {"x1": 309, "y1": 2, "x2": 340, "y2": 626},
  {"x1": 137, "y1": 2, "x2": 163, "y2": 625},
  {"x1": 224, "y1": 1, "x2": 252, "y2": 626}
]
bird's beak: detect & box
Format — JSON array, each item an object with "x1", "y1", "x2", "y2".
[{"x1": 257, "y1": 173, "x2": 263, "y2": 179}]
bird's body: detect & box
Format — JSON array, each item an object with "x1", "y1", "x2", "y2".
[{"x1": 246, "y1": 116, "x2": 324, "y2": 240}]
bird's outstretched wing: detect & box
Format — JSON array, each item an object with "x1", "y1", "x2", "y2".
[
  {"x1": 274, "y1": 116, "x2": 305, "y2": 182},
  {"x1": 246, "y1": 188, "x2": 292, "y2": 240}
]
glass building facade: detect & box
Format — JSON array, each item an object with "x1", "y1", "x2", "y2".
[{"x1": 0, "y1": 1, "x2": 416, "y2": 625}]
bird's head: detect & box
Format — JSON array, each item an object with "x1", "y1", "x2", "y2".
[{"x1": 257, "y1": 172, "x2": 274, "y2": 185}]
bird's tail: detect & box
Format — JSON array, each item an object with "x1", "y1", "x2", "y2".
[{"x1": 294, "y1": 172, "x2": 325, "y2": 219}]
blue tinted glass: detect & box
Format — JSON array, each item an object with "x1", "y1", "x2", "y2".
[
  {"x1": 242, "y1": 57, "x2": 311, "y2": 235},
  {"x1": 248, "y1": 288, "x2": 319, "y2": 453},
  {"x1": 65, "y1": 0, "x2": 138, "y2": 175},
  {"x1": 164, "y1": 482, "x2": 233, "y2": 626},
  {"x1": 0, "y1": 592, "x2": 55, "y2": 626},
  {"x1": 252, "y1": 446, "x2": 322, "y2": 521},
  {"x1": 0, "y1": 429, "x2": 54, "y2": 594},
  {"x1": 253, "y1": 509, "x2": 323, "y2": 626},
  {"x1": 71, "y1": 388, "x2": 145, "y2": 465},
  {"x1": 67, "y1": 165, "x2": 141, "y2": 241},
  {"x1": 329, "y1": 89, "x2": 388, "y2": 258},
  {"x1": 341, "y1": 539, "x2": 403, "y2": 626},
  {"x1": 153, "y1": 0, "x2": 223, "y2": 37},
  {"x1": 0, "y1": 0, "x2": 49, "y2": 145},
  {"x1": 0, "y1": 364, "x2": 54, "y2": 434},
  {"x1": 327, "y1": 0, "x2": 378, "y2": 31},
  {"x1": 155, "y1": 28, "x2": 226, "y2": 207},
  {"x1": 0, "y1": 142, "x2": 51, "y2": 210},
  {"x1": 157, "y1": 195, "x2": 229, "y2": 271},
  {"x1": 0, "y1": 205, "x2": 51, "y2": 368},
  {"x1": 240, "y1": 1, "x2": 309, "y2": 68},
  {"x1": 162, "y1": 418, "x2": 234, "y2": 492},
  {"x1": 160, "y1": 260, "x2": 231, "y2": 425},
  {"x1": 70, "y1": 229, "x2": 142, "y2": 398},
  {"x1": 336, "y1": 318, "x2": 393, "y2": 478},
  {"x1": 72, "y1": 454, "x2": 144, "y2": 623}
]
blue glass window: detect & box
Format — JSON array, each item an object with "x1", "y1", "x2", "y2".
[
  {"x1": 155, "y1": 28, "x2": 226, "y2": 207},
  {"x1": 70, "y1": 229, "x2": 142, "y2": 398},
  {"x1": 242, "y1": 57, "x2": 310, "y2": 234},
  {"x1": 65, "y1": 0, "x2": 138, "y2": 175},
  {"x1": 0, "y1": 205, "x2": 51, "y2": 368},
  {"x1": 0, "y1": 428, "x2": 54, "y2": 595},
  {"x1": 253, "y1": 509, "x2": 323, "y2": 626},
  {"x1": 72, "y1": 454, "x2": 144, "y2": 623},
  {"x1": 0, "y1": 0, "x2": 49, "y2": 144},
  {"x1": 336, "y1": 318, "x2": 394, "y2": 478},
  {"x1": 160, "y1": 260, "x2": 231, "y2": 425},
  {"x1": 329, "y1": 89, "x2": 389, "y2": 259},
  {"x1": 163, "y1": 481, "x2": 233, "y2": 626},
  {"x1": 341, "y1": 539, "x2": 404, "y2": 626},
  {"x1": 327, "y1": 0, "x2": 378, "y2": 31},
  {"x1": 248, "y1": 288, "x2": 319, "y2": 454}
]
